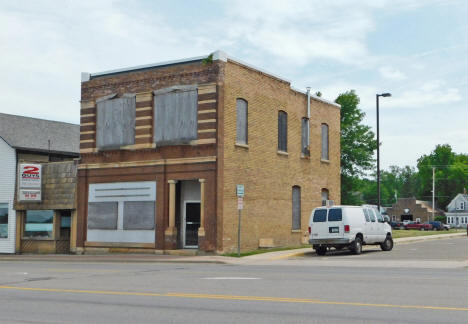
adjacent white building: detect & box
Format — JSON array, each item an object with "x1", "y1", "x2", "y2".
[
  {"x1": 0, "y1": 135, "x2": 17, "y2": 253},
  {"x1": 0, "y1": 113, "x2": 79, "y2": 253},
  {"x1": 446, "y1": 193, "x2": 468, "y2": 228}
]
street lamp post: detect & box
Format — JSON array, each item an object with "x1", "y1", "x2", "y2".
[{"x1": 376, "y1": 93, "x2": 391, "y2": 212}]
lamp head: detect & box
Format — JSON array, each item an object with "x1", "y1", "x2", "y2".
[{"x1": 380, "y1": 93, "x2": 392, "y2": 97}]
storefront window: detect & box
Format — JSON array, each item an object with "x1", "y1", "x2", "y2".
[
  {"x1": 24, "y1": 210, "x2": 54, "y2": 239},
  {"x1": 0, "y1": 204, "x2": 8, "y2": 238}
]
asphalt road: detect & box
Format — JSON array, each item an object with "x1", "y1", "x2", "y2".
[{"x1": 0, "y1": 237, "x2": 467, "y2": 324}]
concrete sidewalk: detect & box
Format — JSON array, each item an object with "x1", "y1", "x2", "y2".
[{"x1": 1, "y1": 232, "x2": 465, "y2": 264}]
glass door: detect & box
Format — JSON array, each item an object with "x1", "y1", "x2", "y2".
[{"x1": 184, "y1": 202, "x2": 200, "y2": 248}]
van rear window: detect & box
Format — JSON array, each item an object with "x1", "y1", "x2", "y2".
[
  {"x1": 328, "y1": 209, "x2": 342, "y2": 221},
  {"x1": 313, "y1": 209, "x2": 327, "y2": 222}
]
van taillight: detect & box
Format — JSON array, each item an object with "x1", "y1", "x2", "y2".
[
  {"x1": 308, "y1": 226, "x2": 311, "y2": 234},
  {"x1": 344, "y1": 225, "x2": 350, "y2": 233}
]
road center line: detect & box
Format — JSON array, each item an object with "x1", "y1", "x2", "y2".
[{"x1": 0, "y1": 285, "x2": 467, "y2": 312}]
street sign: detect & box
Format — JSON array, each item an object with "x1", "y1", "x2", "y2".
[
  {"x1": 237, "y1": 197, "x2": 243, "y2": 210},
  {"x1": 236, "y1": 184, "x2": 244, "y2": 197}
]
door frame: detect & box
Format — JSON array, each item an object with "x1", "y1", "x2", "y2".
[{"x1": 182, "y1": 200, "x2": 201, "y2": 248}]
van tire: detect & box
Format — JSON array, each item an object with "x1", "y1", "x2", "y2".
[
  {"x1": 351, "y1": 237, "x2": 362, "y2": 255},
  {"x1": 316, "y1": 246, "x2": 327, "y2": 256},
  {"x1": 380, "y1": 236, "x2": 393, "y2": 251}
]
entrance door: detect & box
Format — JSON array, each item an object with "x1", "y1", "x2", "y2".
[
  {"x1": 184, "y1": 202, "x2": 200, "y2": 248},
  {"x1": 56, "y1": 211, "x2": 71, "y2": 254}
]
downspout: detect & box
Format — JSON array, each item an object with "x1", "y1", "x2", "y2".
[{"x1": 306, "y1": 87, "x2": 311, "y2": 154}]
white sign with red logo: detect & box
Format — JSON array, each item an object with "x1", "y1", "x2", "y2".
[{"x1": 19, "y1": 164, "x2": 42, "y2": 201}]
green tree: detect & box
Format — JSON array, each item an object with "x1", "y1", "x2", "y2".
[
  {"x1": 417, "y1": 144, "x2": 468, "y2": 209},
  {"x1": 335, "y1": 90, "x2": 377, "y2": 204},
  {"x1": 361, "y1": 166, "x2": 419, "y2": 206}
]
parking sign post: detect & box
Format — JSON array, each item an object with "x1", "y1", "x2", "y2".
[{"x1": 236, "y1": 185, "x2": 244, "y2": 257}]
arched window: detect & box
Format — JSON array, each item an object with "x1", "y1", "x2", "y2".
[
  {"x1": 321, "y1": 123, "x2": 329, "y2": 160},
  {"x1": 278, "y1": 111, "x2": 288, "y2": 152},
  {"x1": 321, "y1": 188, "x2": 329, "y2": 206},
  {"x1": 292, "y1": 186, "x2": 301, "y2": 230},
  {"x1": 236, "y1": 99, "x2": 248, "y2": 144}
]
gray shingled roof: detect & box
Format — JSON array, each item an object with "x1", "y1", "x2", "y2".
[{"x1": 0, "y1": 113, "x2": 79, "y2": 155}]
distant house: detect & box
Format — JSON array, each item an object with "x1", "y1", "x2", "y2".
[
  {"x1": 386, "y1": 197, "x2": 445, "y2": 223},
  {"x1": 0, "y1": 113, "x2": 79, "y2": 254},
  {"x1": 446, "y1": 193, "x2": 468, "y2": 228}
]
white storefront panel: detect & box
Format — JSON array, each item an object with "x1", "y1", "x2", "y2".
[{"x1": 87, "y1": 181, "x2": 156, "y2": 243}]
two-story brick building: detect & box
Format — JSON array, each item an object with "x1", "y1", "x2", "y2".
[{"x1": 77, "y1": 51, "x2": 340, "y2": 254}]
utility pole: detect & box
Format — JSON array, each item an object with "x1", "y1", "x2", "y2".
[{"x1": 432, "y1": 167, "x2": 435, "y2": 222}]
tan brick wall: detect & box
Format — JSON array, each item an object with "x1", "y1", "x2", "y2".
[{"x1": 221, "y1": 61, "x2": 341, "y2": 253}]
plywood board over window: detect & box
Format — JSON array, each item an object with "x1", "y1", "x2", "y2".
[
  {"x1": 321, "y1": 124, "x2": 329, "y2": 160},
  {"x1": 96, "y1": 94, "x2": 136, "y2": 149},
  {"x1": 278, "y1": 111, "x2": 288, "y2": 152},
  {"x1": 292, "y1": 186, "x2": 301, "y2": 230},
  {"x1": 236, "y1": 99, "x2": 248, "y2": 144},
  {"x1": 153, "y1": 85, "x2": 198, "y2": 146}
]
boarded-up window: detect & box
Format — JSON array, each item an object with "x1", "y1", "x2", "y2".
[
  {"x1": 278, "y1": 111, "x2": 287, "y2": 152},
  {"x1": 123, "y1": 201, "x2": 155, "y2": 230},
  {"x1": 301, "y1": 118, "x2": 309, "y2": 156},
  {"x1": 87, "y1": 182, "x2": 156, "y2": 244},
  {"x1": 154, "y1": 85, "x2": 197, "y2": 145},
  {"x1": 236, "y1": 99, "x2": 248, "y2": 144},
  {"x1": 292, "y1": 186, "x2": 301, "y2": 230},
  {"x1": 96, "y1": 96, "x2": 136, "y2": 149},
  {"x1": 321, "y1": 188, "x2": 329, "y2": 206},
  {"x1": 87, "y1": 202, "x2": 118, "y2": 229},
  {"x1": 321, "y1": 124, "x2": 329, "y2": 160}
]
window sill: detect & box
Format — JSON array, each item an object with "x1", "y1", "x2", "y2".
[
  {"x1": 21, "y1": 237, "x2": 54, "y2": 241},
  {"x1": 300, "y1": 154, "x2": 310, "y2": 160},
  {"x1": 277, "y1": 150, "x2": 289, "y2": 156},
  {"x1": 291, "y1": 229, "x2": 302, "y2": 233},
  {"x1": 235, "y1": 143, "x2": 249, "y2": 149},
  {"x1": 320, "y1": 159, "x2": 330, "y2": 164}
]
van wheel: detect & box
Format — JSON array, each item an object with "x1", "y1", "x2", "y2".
[
  {"x1": 316, "y1": 246, "x2": 327, "y2": 256},
  {"x1": 380, "y1": 236, "x2": 393, "y2": 251},
  {"x1": 351, "y1": 237, "x2": 362, "y2": 255}
]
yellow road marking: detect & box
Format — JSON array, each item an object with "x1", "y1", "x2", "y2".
[
  {"x1": 0, "y1": 285, "x2": 467, "y2": 312},
  {"x1": 269, "y1": 252, "x2": 305, "y2": 261}
]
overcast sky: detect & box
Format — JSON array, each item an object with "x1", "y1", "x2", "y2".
[{"x1": 1, "y1": 0, "x2": 467, "y2": 169}]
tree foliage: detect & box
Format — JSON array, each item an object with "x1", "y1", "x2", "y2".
[
  {"x1": 416, "y1": 144, "x2": 468, "y2": 209},
  {"x1": 357, "y1": 145, "x2": 467, "y2": 210},
  {"x1": 335, "y1": 90, "x2": 377, "y2": 204},
  {"x1": 335, "y1": 90, "x2": 467, "y2": 209}
]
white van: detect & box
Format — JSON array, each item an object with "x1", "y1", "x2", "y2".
[{"x1": 308, "y1": 205, "x2": 393, "y2": 255}]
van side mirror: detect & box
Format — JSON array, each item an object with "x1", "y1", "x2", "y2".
[{"x1": 384, "y1": 216, "x2": 390, "y2": 223}]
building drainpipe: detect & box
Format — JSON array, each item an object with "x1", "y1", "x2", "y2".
[{"x1": 306, "y1": 87, "x2": 311, "y2": 153}]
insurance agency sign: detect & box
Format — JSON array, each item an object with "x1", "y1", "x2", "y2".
[{"x1": 19, "y1": 164, "x2": 42, "y2": 201}]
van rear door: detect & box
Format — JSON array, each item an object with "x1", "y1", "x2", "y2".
[
  {"x1": 327, "y1": 208, "x2": 344, "y2": 239},
  {"x1": 310, "y1": 208, "x2": 344, "y2": 240},
  {"x1": 310, "y1": 209, "x2": 328, "y2": 240}
]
